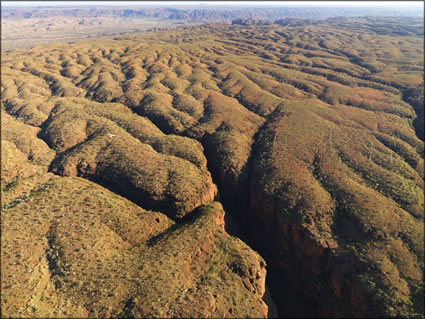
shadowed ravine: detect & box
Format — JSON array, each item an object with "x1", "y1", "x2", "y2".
[
  {"x1": 1, "y1": 17, "x2": 423, "y2": 318},
  {"x1": 206, "y1": 152, "x2": 316, "y2": 318}
]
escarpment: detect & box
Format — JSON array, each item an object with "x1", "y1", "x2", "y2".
[
  {"x1": 248, "y1": 100, "x2": 424, "y2": 317},
  {"x1": 1, "y1": 17, "x2": 424, "y2": 318}
]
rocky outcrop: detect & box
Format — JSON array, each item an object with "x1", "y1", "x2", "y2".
[
  {"x1": 231, "y1": 19, "x2": 272, "y2": 26},
  {"x1": 37, "y1": 98, "x2": 217, "y2": 220},
  {"x1": 273, "y1": 18, "x2": 314, "y2": 27},
  {"x1": 1, "y1": 177, "x2": 267, "y2": 317},
  {"x1": 1, "y1": 106, "x2": 267, "y2": 319}
]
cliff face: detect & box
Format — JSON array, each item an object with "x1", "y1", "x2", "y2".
[
  {"x1": 1, "y1": 17, "x2": 424, "y2": 318},
  {"x1": 248, "y1": 100, "x2": 424, "y2": 317}
]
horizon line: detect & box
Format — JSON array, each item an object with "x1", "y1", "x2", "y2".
[{"x1": 2, "y1": 1, "x2": 424, "y2": 8}]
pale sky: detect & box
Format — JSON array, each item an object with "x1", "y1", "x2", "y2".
[{"x1": 2, "y1": 1, "x2": 424, "y2": 7}]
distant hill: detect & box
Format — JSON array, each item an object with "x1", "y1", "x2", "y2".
[
  {"x1": 2, "y1": 5, "x2": 424, "y2": 21},
  {"x1": 2, "y1": 5, "x2": 423, "y2": 51}
]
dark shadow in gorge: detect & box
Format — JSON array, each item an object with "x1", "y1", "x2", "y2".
[
  {"x1": 201, "y1": 131, "x2": 317, "y2": 318},
  {"x1": 402, "y1": 86, "x2": 424, "y2": 141},
  {"x1": 265, "y1": 264, "x2": 319, "y2": 318}
]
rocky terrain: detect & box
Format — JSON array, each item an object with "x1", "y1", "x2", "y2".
[
  {"x1": 1, "y1": 17, "x2": 424, "y2": 318},
  {"x1": 2, "y1": 4, "x2": 423, "y2": 51},
  {"x1": 2, "y1": 5, "x2": 423, "y2": 21},
  {"x1": 0, "y1": 15, "x2": 188, "y2": 51}
]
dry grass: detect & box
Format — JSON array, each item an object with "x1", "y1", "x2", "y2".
[
  {"x1": 1, "y1": 177, "x2": 266, "y2": 317},
  {"x1": 1, "y1": 16, "x2": 423, "y2": 318}
]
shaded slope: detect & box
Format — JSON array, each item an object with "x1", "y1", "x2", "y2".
[{"x1": 249, "y1": 99, "x2": 423, "y2": 317}]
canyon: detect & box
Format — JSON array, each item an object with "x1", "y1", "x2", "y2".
[{"x1": 1, "y1": 15, "x2": 424, "y2": 318}]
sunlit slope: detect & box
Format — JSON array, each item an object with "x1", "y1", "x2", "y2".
[
  {"x1": 1, "y1": 112, "x2": 266, "y2": 318},
  {"x1": 1, "y1": 17, "x2": 423, "y2": 318},
  {"x1": 2, "y1": 175, "x2": 267, "y2": 317}
]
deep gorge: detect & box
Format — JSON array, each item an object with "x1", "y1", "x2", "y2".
[{"x1": 1, "y1": 17, "x2": 423, "y2": 318}]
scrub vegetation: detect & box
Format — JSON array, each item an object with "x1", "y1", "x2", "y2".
[{"x1": 1, "y1": 16, "x2": 423, "y2": 318}]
